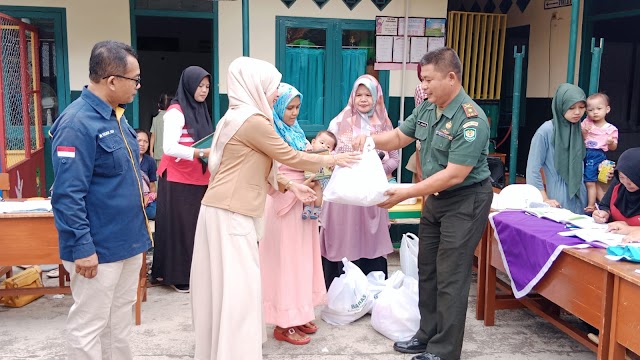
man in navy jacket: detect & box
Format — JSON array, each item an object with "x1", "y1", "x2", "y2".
[{"x1": 50, "y1": 40, "x2": 151, "y2": 360}]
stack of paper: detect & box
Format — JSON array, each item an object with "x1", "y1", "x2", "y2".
[
  {"x1": 524, "y1": 207, "x2": 601, "y2": 229},
  {"x1": 559, "y1": 228, "x2": 624, "y2": 247},
  {"x1": 0, "y1": 200, "x2": 52, "y2": 213}
]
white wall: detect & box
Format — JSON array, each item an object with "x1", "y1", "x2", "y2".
[
  {"x1": 506, "y1": 0, "x2": 584, "y2": 97},
  {"x1": 0, "y1": 0, "x2": 131, "y2": 90},
  {"x1": 218, "y1": 0, "x2": 447, "y2": 97}
]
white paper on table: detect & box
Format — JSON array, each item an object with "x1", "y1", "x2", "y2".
[
  {"x1": 376, "y1": 36, "x2": 393, "y2": 63},
  {"x1": 559, "y1": 228, "x2": 625, "y2": 247},
  {"x1": 410, "y1": 37, "x2": 428, "y2": 63},
  {"x1": 0, "y1": 199, "x2": 52, "y2": 213}
]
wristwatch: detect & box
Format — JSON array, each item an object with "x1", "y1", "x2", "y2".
[{"x1": 198, "y1": 149, "x2": 205, "y2": 158}]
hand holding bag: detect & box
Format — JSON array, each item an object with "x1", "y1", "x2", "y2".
[{"x1": 323, "y1": 137, "x2": 390, "y2": 207}]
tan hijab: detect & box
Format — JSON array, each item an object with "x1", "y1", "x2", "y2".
[{"x1": 208, "y1": 57, "x2": 282, "y2": 188}]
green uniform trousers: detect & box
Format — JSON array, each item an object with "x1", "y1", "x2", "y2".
[{"x1": 415, "y1": 179, "x2": 493, "y2": 360}]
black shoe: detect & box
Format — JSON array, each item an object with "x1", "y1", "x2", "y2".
[
  {"x1": 412, "y1": 353, "x2": 442, "y2": 360},
  {"x1": 393, "y1": 337, "x2": 428, "y2": 354}
]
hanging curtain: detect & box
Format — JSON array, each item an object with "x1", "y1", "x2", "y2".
[
  {"x1": 340, "y1": 49, "x2": 368, "y2": 108},
  {"x1": 285, "y1": 47, "x2": 325, "y2": 124}
]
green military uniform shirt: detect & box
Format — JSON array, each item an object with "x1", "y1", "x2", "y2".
[{"x1": 399, "y1": 88, "x2": 490, "y2": 190}]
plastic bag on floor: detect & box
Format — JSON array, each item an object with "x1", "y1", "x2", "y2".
[
  {"x1": 321, "y1": 258, "x2": 373, "y2": 325},
  {"x1": 400, "y1": 233, "x2": 419, "y2": 280},
  {"x1": 367, "y1": 270, "x2": 404, "y2": 300},
  {"x1": 370, "y1": 275, "x2": 420, "y2": 342},
  {"x1": 366, "y1": 270, "x2": 404, "y2": 313},
  {"x1": 323, "y1": 137, "x2": 390, "y2": 207}
]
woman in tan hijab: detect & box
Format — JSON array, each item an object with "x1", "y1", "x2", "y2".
[{"x1": 190, "y1": 57, "x2": 358, "y2": 360}]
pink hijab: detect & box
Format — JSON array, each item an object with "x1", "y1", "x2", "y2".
[{"x1": 331, "y1": 75, "x2": 393, "y2": 153}]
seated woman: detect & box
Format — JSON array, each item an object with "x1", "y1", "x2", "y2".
[
  {"x1": 526, "y1": 83, "x2": 587, "y2": 214},
  {"x1": 592, "y1": 147, "x2": 640, "y2": 229},
  {"x1": 137, "y1": 129, "x2": 157, "y2": 219}
]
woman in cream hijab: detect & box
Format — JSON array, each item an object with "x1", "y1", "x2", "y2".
[{"x1": 190, "y1": 57, "x2": 358, "y2": 360}]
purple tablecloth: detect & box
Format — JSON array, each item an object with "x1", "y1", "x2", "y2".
[{"x1": 488, "y1": 211, "x2": 593, "y2": 298}]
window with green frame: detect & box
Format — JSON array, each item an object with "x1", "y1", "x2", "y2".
[{"x1": 275, "y1": 16, "x2": 390, "y2": 135}]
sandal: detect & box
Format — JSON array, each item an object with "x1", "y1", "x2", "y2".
[
  {"x1": 273, "y1": 327, "x2": 310, "y2": 345},
  {"x1": 296, "y1": 321, "x2": 318, "y2": 334}
]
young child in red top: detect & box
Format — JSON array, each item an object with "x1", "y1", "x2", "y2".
[{"x1": 581, "y1": 93, "x2": 618, "y2": 213}]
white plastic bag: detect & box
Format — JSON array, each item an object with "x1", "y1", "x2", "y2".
[
  {"x1": 321, "y1": 258, "x2": 373, "y2": 325},
  {"x1": 400, "y1": 233, "x2": 419, "y2": 280},
  {"x1": 323, "y1": 137, "x2": 390, "y2": 206},
  {"x1": 371, "y1": 275, "x2": 420, "y2": 342},
  {"x1": 366, "y1": 270, "x2": 404, "y2": 313}
]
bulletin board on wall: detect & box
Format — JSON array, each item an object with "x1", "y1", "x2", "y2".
[{"x1": 374, "y1": 16, "x2": 446, "y2": 71}]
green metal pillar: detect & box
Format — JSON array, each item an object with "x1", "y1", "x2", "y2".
[
  {"x1": 510, "y1": 46, "x2": 526, "y2": 185},
  {"x1": 566, "y1": 0, "x2": 580, "y2": 83},
  {"x1": 242, "y1": 0, "x2": 249, "y2": 56},
  {"x1": 588, "y1": 38, "x2": 604, "y2": 95}
]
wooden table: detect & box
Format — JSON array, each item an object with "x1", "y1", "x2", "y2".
[
  {"x1": 482, "y1": 223, "x2": 616, "y2": 359},
  {"x1": 0, "y1": 212, "x2": 70, "y2": 296},
  {"x1": 388, "y1": 197, "x2": 422, "y2": 220},
  {"x1": 607, "y1": 260, "x2": 640, "y2": 359},
  {"x1": 0, "y1": 211, "x2": 147, "y2": 325}
]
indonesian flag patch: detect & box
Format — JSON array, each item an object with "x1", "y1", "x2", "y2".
[{"x1": 57, "y1": 146, "x2": 76, "y2": 158}]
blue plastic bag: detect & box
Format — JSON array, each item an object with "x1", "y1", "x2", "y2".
[{"x1": 606, "y1": 245, "x2": 640, "y2": 263}]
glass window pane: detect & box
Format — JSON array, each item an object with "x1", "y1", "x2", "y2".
[
  {"x1": 284, "y1": 27, "x2": 326, "y2": 127},
  {"x1": 135, "y1": 0, "x2": 213, "y2": 12}
]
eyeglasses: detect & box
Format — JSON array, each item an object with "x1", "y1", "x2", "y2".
[{"x1": 103, "y1": 74, "x2": 141, "y2": 86}]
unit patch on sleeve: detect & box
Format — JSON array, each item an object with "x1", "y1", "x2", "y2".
[
  {"x1": 463, "y1": 128, "x2": 476, "y2": 142},
  {"x1": 462, "y1": 103, "x2": 478, "y2": 118}
]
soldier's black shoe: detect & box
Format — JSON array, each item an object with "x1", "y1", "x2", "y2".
[
  {"x1": 412, "y1": 352, "x2": 443, "y2": 360},
  {"x1": 393, "y1": 337, "x2": 428, "y2": 354}
]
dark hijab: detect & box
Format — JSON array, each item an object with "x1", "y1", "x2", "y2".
[
  {"x1": 171, "y1": 66, "x2": 213, "y2": 142},
  {"x1": 612, "y1": 147, "x2": 640, "y2": 218},
  {"x1": 551, "y1": 83, "x2": 586, "y2": 198}
]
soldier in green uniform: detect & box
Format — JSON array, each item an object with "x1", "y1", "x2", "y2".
[{"x1": 353, "y1": 47, "x2": 492, "y2": 360}]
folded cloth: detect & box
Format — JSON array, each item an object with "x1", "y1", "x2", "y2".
[{"x1": 489, "y1": 211, "x2": 592, "y2": 298}]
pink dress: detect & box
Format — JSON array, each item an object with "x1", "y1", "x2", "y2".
[{"x1": 259, "y1": 165, "x2": 327, "y2": 328}]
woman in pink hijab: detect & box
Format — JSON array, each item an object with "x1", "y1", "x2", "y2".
[{"x1": 320, "y1": 74, "x2": 399, "y2": 288}]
